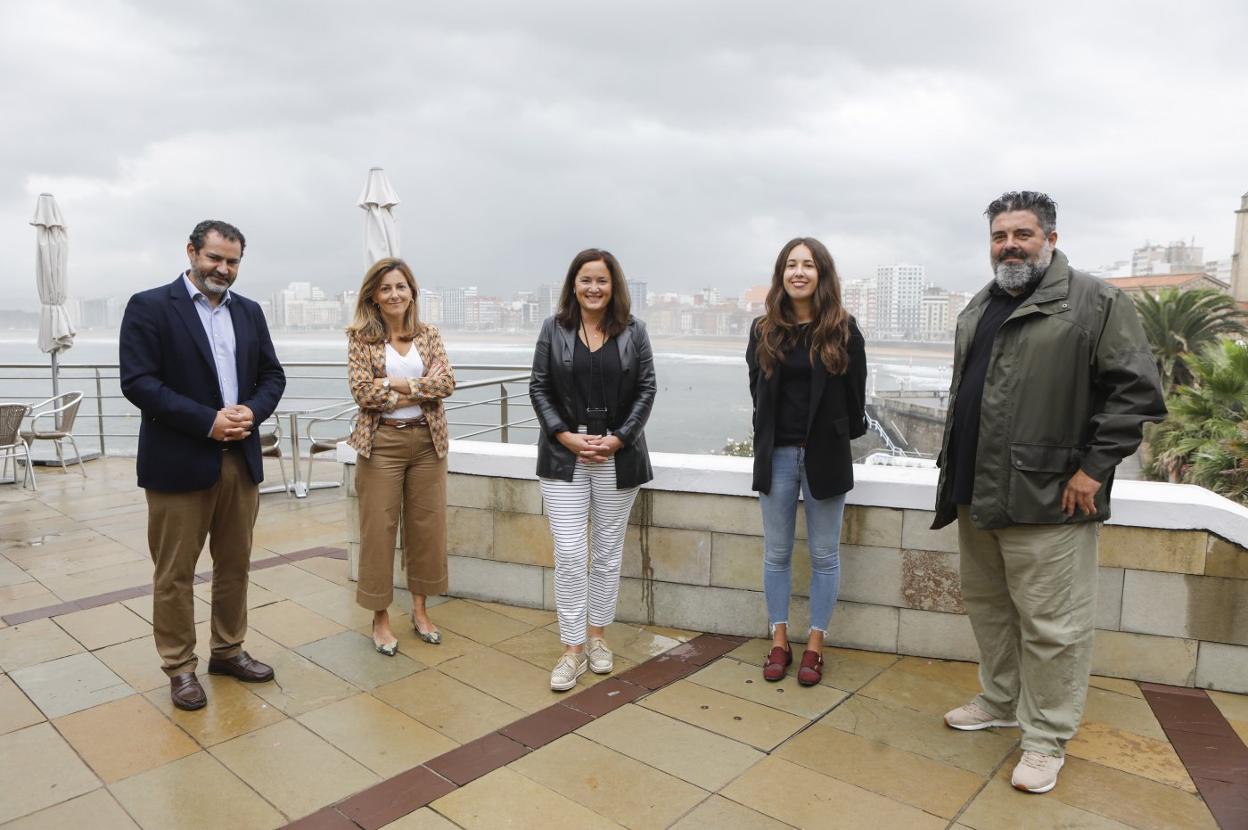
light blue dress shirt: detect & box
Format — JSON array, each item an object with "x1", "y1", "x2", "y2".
[{"x1": 182, "y1": 273, "x2": 239, "y2": 411}]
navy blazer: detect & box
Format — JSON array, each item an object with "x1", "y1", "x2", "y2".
[{"x1": 120, "y1": 276, "x2": 286, "y2": 492}]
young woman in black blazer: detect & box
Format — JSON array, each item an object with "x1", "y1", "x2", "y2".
[
  {"x1": 747, "y1": 237, "x2": 866, "y2": 686},
  {"x1": 529, "y1": 248, "x2": 656, "y2": 691}
]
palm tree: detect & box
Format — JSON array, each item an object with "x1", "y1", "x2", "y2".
[
  {"x1": 1132, "y1": 288, "x2": 1247, "y2": 393},
  {"x1": 1146, "y1": 339, "x2": 1248, "y2": 502}
]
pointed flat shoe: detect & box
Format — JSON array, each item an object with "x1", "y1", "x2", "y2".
[
  {"x1": 372, "y1": 622, "x2": 399, "y2": 656},
  {"x1": 413, "y1": 618, "x2": 441, "y2": 645}
]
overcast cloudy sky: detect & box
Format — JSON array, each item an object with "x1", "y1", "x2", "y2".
[{"x1": 3, "y1": 0, "x2": 1246, "y2": 310}]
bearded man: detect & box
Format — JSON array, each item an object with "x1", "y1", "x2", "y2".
[
  {"x1": 120, "y1": 220, "x2": 286, "y2": 711},
  {"x1": 931, "y1": 191, "x2": 1165, "y2": 793}
]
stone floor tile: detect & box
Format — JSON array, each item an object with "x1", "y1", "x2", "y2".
[
  {"x1": 510, "y1": 733, "x2": 707, "y2": 829},
  {"x1": 501, "y1": 702, "x2": 594, "y2": 749},
  {"x1": 194, "y1": 579, "x2": 282, "y2": 610},
  {"x1": 438, "y1": 647, "x2": 566, "y2": 713},
  {"x1": 120, "y1": 592, "x2": 208, "y2": 626},
  {"x1": 247, "y1": 562, "x2": 340, "y2": 600},
  {"x1": 384, "y1": 613, "x2": 488, "y2": 666},
  {"x1": 429, "y1": 599, "x2": 534, "y2": 644},
  {"x1": 1089, "y1": 675, "x2": 1145, "y2": 699},
  {"x1": 374, "y1": 669, "x2": 525, "y2": 743},
  {"x1": 959, "y1": 777, "x2": 1135, "y2": 829},
  {"x1": 145, "y1": 672, "x2": 286, "y2": 746},
  {"x1": 1046, "y1": 755, "x2": 1218, "y2": 830},
  {"x1": 1081, "y1": 686, "x2": 1169, "y2": 741},
  {"x1": 493, "y1": 626, "x2": 637, "y2": 688},
  {"x1": 687, "y1": 657, "x2": 847, "y2": 718},
  {"x1": 92, "y1": 635, "x2": 170, "y2": 693},
  {"x1": 890, "y1": 654, "x2": 983, "y2": 691},
  {"x1": 210, "y1": 718, "x2": 379, "y2": 818},
  {"x1": 577, "y1": 703, "x2": 764, "y2": 791},
  {"x1": 297, "y1": 692, "x2": 457, "y2": 777},
  {"x1": 0, "y1": 672, "x2": 44, "y2": 734},
  {"x1": 724, "y1": 638, "x2": 895, "y2": 692},
  {"x1": 775, "y1": 721, "x2": 984, "y2": 819},
  {"x1": 239, "y1": 649, "x2": 357, "y2": 717},
  {"x1": 246, "y1": 599, "x2": 345, "y2": 647},
  {"x1": 430, "y1": 766, "x2": 621, "y2": 829},
  {"x1": 10, "y1": 651, "x2": 130, "y2": 718},
  {"x1": 54, "y1": 693, "x2": 198, "y2": 782},
  {"x1": 290, "y1": 554, "x2": 352, "y2": 586},
  {"x1": 110, "y1": 750, "x2": 284, "y2": 830},
  {"x1": 467, "y1": 598, "x2": 556, "y2": 627},
  {"x1": 821, "y1": 695, "x2": 1017, "y2": 776},
  {"x1": 0, "y1": 789, "x2": 138, "y2": 830},
  {"x1": 378, "y1": 807, "x2": 460, "y2": 829},
  {"x1": 426, "y1": 731, "x2": 529, "y2": 785},
  {"x1": 52, "y1": 603, "x2": 151, "y2": 651},
  {"x1": 336, "y1": 764, "x2": 457, "y2": 829},
  {"x1": 721, "y1": 755, "x2": 947, "y2": 829},
  {"x1": 0, "y1": 617, "x2": 84, "y2": 671},
  {"x1": 1066, "y1": 721, "x2": 1197, "y2": 793},
  {"x1": 600, "y1": 621, "x2": 684, "y2": 665},
  {"x1": 0, "y1": 722, "x2": 100, "y2": 824},
  {"x1": 294, "y1": 585, "x2": 375, "y2": 628},
  {"x1": 669, "y1": 795, "x2": 791, "y2": 829},
  {"x1": 562, "y1": 677, "x2": 648, "y2": 718},
  {"x1": 296, "y1": 630, "x2": 425, "y2": 690},
  {"x1": 1207, "y1": 688, "x2": 1248, "y2": 723},
  {"x1": 857, "y1": 661, "x2": 978, "y2": 716},
  {"x1": 0, "y1": 582, "x2": 61, "y2": 619},
  {"x1": 638, "y1": 680, "x2": 808, "y2": 751}
]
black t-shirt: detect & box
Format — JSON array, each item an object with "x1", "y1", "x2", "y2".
[
  {"x1": 775, "y1": 324, "x2": 813, "y2": 447},
  {"x1": 949, "y1": 280, "x2": 1038, "y2": 504},
  {"x1": 573, "y1": 335, "x2": 622, "y2": 435}
]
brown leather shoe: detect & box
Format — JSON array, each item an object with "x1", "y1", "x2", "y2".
[
  {"x1": 797, "y1": 649, "x2": 824, "y2": 686},
  {"x1": 207, "y1": 651, "x2": 274, "y2": 683},
  {"x1": 763, "y1": 645, "x2": 792, "y2": 682},
  {"x1": 170, "y1": 672, "x2": 207, "y2": 710}
]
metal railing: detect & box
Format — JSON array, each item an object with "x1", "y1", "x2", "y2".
[{"x1": 0, "y1": 361, "x2": 536, "y2": 486}]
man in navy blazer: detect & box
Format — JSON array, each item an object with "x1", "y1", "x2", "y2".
[{"x1": 120, "y1": 220, "x2": 286, "y2": 710}]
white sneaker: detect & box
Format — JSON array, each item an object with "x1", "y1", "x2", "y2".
[
  {"x1": 550, "y1": 652, "x2": 587, "y2": 691},
  {"x1": 943, "y1": 701, "x2": 1019, "y2": 731},
  {"x1": 587, "y1": 638, "x2": 614, "y2": 674},
  {"x1": 1012, "y1": 751, "x2": 1065, "y2": 793}
]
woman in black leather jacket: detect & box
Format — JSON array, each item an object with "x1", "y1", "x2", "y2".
[{"x1": 529, "y1": 248, "x2": 656, "y2": 691}]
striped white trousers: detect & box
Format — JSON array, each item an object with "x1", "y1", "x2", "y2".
[{"x1": 540, "y1": 456, "x2": 639, "y2": 646}]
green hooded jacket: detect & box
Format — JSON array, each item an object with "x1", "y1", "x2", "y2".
[{"x1": 932, "y1": 250, "x2": 1166, "y2": 530}]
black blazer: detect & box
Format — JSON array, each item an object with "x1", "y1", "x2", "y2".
[
  {"x1": 120, "y1": 276, "x2": 286, "y2": 492},
  {"x1": 747, "y1": 316, "x2": 867, "y2": 499},
  {"x1": 529, "y1": 315, "x2": 656, "y2": 488}
]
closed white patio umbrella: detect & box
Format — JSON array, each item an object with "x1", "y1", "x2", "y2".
[
  {"x1": 31, "y1": 193, "x2": 75, "y2": 395},
  {"x1": 357, "y1": 167, "x2": 400, "y2": 267}
]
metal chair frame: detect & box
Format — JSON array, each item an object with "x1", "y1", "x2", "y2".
[
  {"x1": 303, "y1": 404, "x2": 358, "y2": 486},
  {"x1": 259, "y1": 418, "x2": 292, "y2": 497},
  {"x1": 0, "y1": 403, "x2": 36, "y2": 490},
  {"x1": 22, "y1": 391, "x2": 85, "y2": 478}
]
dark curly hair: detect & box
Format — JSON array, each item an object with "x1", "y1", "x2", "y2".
[
  {"x1": 189, "y1": 220, "x2": 246, "y2": 253},
  {"x1": 984, "y1": 191, "x2": 1057, "y2": 234}
]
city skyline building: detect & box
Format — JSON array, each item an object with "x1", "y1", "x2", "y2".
[{"x1": 875, "y1": 263, "x2": 925, "y2": 339}]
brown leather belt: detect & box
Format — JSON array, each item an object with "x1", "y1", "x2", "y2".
[{"x1": 380, "y1": 417, "x2": 427, "y2": 429}]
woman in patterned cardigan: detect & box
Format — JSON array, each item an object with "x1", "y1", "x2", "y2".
[{"x1": 345, "y1": 258, "x2": 455, "y2": 655}]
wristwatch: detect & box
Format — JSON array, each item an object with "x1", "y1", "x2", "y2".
[{"x1": 381, "y1": 378, "x2": 391, "y2": 391}]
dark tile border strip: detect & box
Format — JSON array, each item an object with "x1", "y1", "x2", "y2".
[
  {"x1": 279, "y1": 632, "x2": 748, "y2": 829},
  {"x1": 0, "y1": 546, "x2": 349, "y2": 626},
  {"x1": 1140, "y1": 682, "x2": 1248, "y2": 828}
]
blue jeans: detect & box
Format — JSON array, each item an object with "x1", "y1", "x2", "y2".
[{"x1": 759, "y1": 445, "x2": 846, "y2": 635}]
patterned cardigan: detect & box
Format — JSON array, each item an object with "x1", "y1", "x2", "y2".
[{"x1": 345, "y1": 327, "x2": 455, "y2": 459}]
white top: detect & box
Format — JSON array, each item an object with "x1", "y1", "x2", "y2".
[{"x1": 385, "y1": 342, "x2": 426, "y2": 420}]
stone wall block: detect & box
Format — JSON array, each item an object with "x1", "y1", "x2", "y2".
[
  {"x1": 710, "y1": 533, "x2": 811, "y2": 596},
  {"x1": 1096, "y1": 567, "x2": 1124, "y2": 631},
  {"x1": 447, "y1": 506, "x2": 494, "y2": 559},
  {"x1": 492, "y1": 478, "x2": 543, "y2": 515},
  {"x1": 493, "y1": 512, "x2": 555, "y2": 568},
  {"x1": 897, "y1": 608, "x2": 979, "y2": 661},
  {"x1": 446, "y1": 473, "x2": 492, "y2": 509},
  {"x1": 826, "y1": 600, "x2": 899, "y2": 653},
  {"x1": 840, "y1": 506, "x2": 903, "y2": 548},
  {"x1": 900, "y1": 549, "x2": 963, "y2": 613},
  {"x1": 1195, "y1": 641, "x2": 1248, "y2": 694},
  {"x1": 1100, "y1": 525, "x2": 1206, "y2": 574},
  {"x1": 649, "y1": 492, "x2": 763, "y2": 536},
  {"x1": 617, "y1": 582, "x2": 766, "y2": 638},
  {"x1": 839, "y1": 545, "x2": 904, "y2": 608},
  {"x1": 899, "y1": 510, "x2": 960, "y2": 554},
  {"x1": 623, "y1": 526, "x2": 711, "y2": 586},
  {"x1": 447, "y1": 555, "x2": 544, "y2": 607},
  {"x1": 1205, "y1": 534, "x2": 1248, "y2": 580},
  {"x1": 1121, "y1": 570, "x2": 1248, "y2": 646},
  {"x1": 1092, "y1": 629, "x2": 1198, "y2": 686}
]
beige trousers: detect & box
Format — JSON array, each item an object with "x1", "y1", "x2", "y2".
[
  {"x1": 355, "y1": 423, "x2": 449, "y2": 610},
  {"x1": 957, "y1": 506, "x2": 1100, "y2": 756},
  {"x1": 146, "y1": 450, "x2": 258, "y2": 677}
]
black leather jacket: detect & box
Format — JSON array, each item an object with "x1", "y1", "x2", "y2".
[{"x1": 529, "y1": 315, "x2": 656, "y2": 488}]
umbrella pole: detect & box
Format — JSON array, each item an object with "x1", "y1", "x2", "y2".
[{"x1": 51, "y1": 351, "x2": 59, "y2": 397}]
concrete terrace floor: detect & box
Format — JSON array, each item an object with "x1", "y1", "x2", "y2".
[{"x1": 1, "y1": 458, "x2": 1244, "y2": 829}]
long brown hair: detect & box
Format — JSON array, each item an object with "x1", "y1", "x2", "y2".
[
  {"x1": 345, "y1": 257, "x2": 423, "y2": 344},
  {"x1": 754, "y1": 237, "x2": 850, "y2": 378},
  {"x1": 554, "y1": 248, "x2": 632, "y2": 337}
]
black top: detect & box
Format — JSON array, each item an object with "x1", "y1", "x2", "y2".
[
  {"x1": 573, "y1": 335, "x2": 623, "y2": 434},
  {"x1": 775, "y1": 324, "x2": 813, "y2": 446},
  {"x1": 949, "y1": 279, "x2": 1039, "y2": 504}
]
